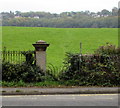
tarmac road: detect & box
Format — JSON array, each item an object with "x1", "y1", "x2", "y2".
[{"x1": 2, "y1": 94, "x2": 119, "y2": 106}]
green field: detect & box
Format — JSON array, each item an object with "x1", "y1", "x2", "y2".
[{"x1": 2, "y1": 26, "x2": 118, "y2": 67}]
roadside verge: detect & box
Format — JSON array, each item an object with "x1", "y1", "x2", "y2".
[{"x1": 1, "y1": 87, "x2": 119, "y2": 95}]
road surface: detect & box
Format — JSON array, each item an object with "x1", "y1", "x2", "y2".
[{"x1": 2, "y1": 94, "x2": 119, "y2": 106}]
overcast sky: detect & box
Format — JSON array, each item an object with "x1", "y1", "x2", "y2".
[{"x1": 0, "y1": 0, "x2": 119, "y2": 13}]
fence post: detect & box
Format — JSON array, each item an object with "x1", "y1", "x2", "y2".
[
  {"x1": 32, "y1": 40, "x2": 49, "y2": 72},
  {"x1": 79, "y1": 42, "x2": 82, "y2": 73},
  {"x1": 2, "y1": 47, "x2": 6, "y2": 62}
]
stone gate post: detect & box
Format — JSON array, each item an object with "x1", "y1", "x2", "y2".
[{"x1": 32, "y1": 40, "x2": 49, "y2": 72}]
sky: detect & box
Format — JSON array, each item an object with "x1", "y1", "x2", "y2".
[{"x1": 0, "y1": 0, "x2": 119, "y2": 13}]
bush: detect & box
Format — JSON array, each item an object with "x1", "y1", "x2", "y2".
[
  {"x1": 95, "y1": 43, "x2": 120, "y2": 55},
  {"x1": 2, "y1": 61, "x2": 45, "y2": 82},
  {"x1": 2, "y1": 50, "x2": 58, "y2": 82},
  {"x1": 60, "y1": 44, "x2": 120, "y2": 86},
  {"x1": 2, "y1": 51, "x2": 46, "y2": 82}
]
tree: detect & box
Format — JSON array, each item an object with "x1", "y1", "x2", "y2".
[
  {"x1": 101, "y1": 9, "x2": 111, "y2": 17},
  {"x1": 112, "y1": 7, "x2": 118, "y2": 16},
  {"x1": 1, "y1": 9, "x2": 118, "y2": 28},
  {"x1": 15, "y1": 11, "x2": 21, "y2": 16}
]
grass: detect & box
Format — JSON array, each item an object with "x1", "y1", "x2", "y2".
[
  {"x1": 2, "y1": 90, "x2": 6, "y2": 92},
  {"x1": 16, "y1": 90, "x2": 22, "y2": 92},
  {"x1": 1, "y1": 80, "x2": 63, "y2": 87},
  {"x1": 1, "y1": 81, "x2": 118, "y2": 87},
  {"x1": 2, "y1": 26, "x2": 118, "y2": 67}
]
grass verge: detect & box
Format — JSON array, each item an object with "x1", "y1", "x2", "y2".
[{"x1": 1, "y1": 81, "x2": 63, "y2": 88}]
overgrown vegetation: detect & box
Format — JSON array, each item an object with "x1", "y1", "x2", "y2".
[
  {"x1": 59, "y1": 44, "x2": 120, "y2": 86},
  {"x1": 2, "y1": 51, "x2": 58, "y2": 83},
  {"x1": 2, "y1": 44, "x2": 120, "y2": 87},
  {"x1": 2, "y1": 51, "x2": 45, "y2": 82}
]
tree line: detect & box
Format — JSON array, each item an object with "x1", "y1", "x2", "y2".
[{"x1": 1, "y1": 7, "x2": 119, "y2": 28}]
